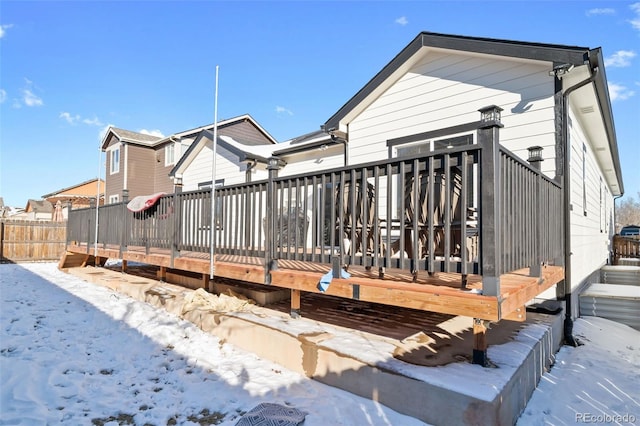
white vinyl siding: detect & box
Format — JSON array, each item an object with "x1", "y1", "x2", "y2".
[
  {"x1": 567, "y1": 107, "x2": 614, "y2": 293},
  {"x1": 347, "y1": 51, "x2": 556, "y2": 177},
  {"x1": 181, "y1": 142, "x2": 264, "y2": 191}
]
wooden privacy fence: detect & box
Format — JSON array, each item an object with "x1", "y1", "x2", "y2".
[
  {"x1": 0, "y1": 220, "x2": 67, "y2": 262},
  {"x1": 612, "y1": 235, "x2": 640, "y2": 265}
]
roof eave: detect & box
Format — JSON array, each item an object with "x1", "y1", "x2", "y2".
[{"x1": 589, "y1": 48, "x2": 624, "y2": 195}]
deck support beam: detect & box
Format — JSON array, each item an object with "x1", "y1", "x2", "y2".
[
  {"x1": 472, "y1": 318, "x2": 489, "y2": 366},
  {"x1": 121, "y1": 260, "x2": 127, "y2": 273},
  {"x1": 291, "y1": 289, "x2": 301, "y2": 318},
  {"x1": 159, "y1": 266, "x2": 167, "y2": 282}
]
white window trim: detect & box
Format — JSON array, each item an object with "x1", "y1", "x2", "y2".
[
  {"x1": 108, "y1": 194, "x2": 120, "y2": 204},
  {"x1": 110, "y1": 147, "x2": 120, "y2": 174},
  {"x1": 165, "y1": 143, "x2": 176, "y2": 167}
]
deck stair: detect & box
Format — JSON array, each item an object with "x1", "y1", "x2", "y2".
[
  {"x1": 579, "y1": 265, "x2": 640, "y2": 330},
  {"x1": 58, "y1": 251, "x2": 96, "y2": 270}
]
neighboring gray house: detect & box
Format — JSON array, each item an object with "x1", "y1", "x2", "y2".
[{"x1": 101, "y1": 114, "x2": 277, "y2": 202}]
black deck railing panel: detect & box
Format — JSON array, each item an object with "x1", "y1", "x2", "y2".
[{"x1": 67, "y1": 117, "x2": 564, "y2": 289}]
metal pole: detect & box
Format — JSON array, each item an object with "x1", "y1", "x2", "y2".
[
  {"x1": 210, "y1": 65, "x2": 219, "y2": 279},
  {"x1": 94, "y1": 145, "x2": 102, "y2": 258}
]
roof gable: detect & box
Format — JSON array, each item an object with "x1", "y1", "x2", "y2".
[
  {"x1": 101, "y1": 127, "x2": 163, "y2": 149},
  {"x1": 324, "y1": 32, "x2": 591, "y2": 132}
]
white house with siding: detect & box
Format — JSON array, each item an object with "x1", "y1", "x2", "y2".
[
  {"x1": 322, "y1": 32, "x2": 623, "y2": 325},
  {"x1": 168, "y1": 32, "x2": 624, "y2": 333}
]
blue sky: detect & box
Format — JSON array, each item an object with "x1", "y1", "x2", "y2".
[{"x1": 0, "y1": 1, "x2": 638, "y2": 208}]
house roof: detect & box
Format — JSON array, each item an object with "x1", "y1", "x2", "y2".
[
  {"x1": 170, "y1": 128, "x2": 339, "y2": 179},
  {"x1": 324, "y1": 32, "x2": 591, "y2": 132},
  {"x1": 273, "y1": 130, "x2": 336, "y2": 156},
  {"x1": 168, "y1": 114, "x2": 278, "y2": 145},
  {"x1": 25, "y1": 199, "x2": 53, "y2": 213},
  {"x1": 101, "y1": 115, "x2": 277, "y2": 151},
  {"x1": 41, "y1": 178, "x2": 105, "y2": 199},
  {"x1": 170, "y1": 130, "x2": 273, "y2": 178},
  {"x1": 322, "y1": 31, "x2": 623, "y2": 196},
  {"x1": 106, "y1": 127, "x2": 163, "y2": 147}
]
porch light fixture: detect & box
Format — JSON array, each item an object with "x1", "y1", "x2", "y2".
[
  {"x1": 549, "y1": 63, "x2": 574, "y2": 77},
  {"x1": 527, "y1": 146, "x2": 544, "y2": 164},
  {"x1": 267, "y1": 156, "x2": 284, "y2": 170},
  {"x1": 478, "y1": 105, "x2": 503, "y2": 125}
]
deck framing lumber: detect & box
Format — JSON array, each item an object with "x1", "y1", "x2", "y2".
[{"x1": 63, "y1": 243, "x2": 563, "y2": 323}]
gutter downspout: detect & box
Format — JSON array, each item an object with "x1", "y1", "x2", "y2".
[
  {"x1": 330, "y1": 133, "x2": 348, "y2": 167},
  {"x1": 561, "y1": 68, "x2": 597, "y2": 347}
]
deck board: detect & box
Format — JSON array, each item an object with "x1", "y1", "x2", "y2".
[{"x1": 63, "y1": 243, "x2": 563, "y2": 322}]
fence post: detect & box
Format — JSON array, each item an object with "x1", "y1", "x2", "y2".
[
  {"x1": 477, "y1": 105, "x2": 503, "y2": 297},
  {"x1": 87, "y1": 198, "x2": 96, "y2": 254},
  {"x1": 65, "y1": 201, "x2": 72, "y2": 245},
  {"x1": 527, "y1": 146, "x2": 544, "y2": 278},
  {"x1": 0, "y1": 221, "x2": 4, "y2": 262},
  {"x1": 120, "y1": 190, "x2": 129, "y2": 257},
  {"x1": 265, "y1": 156, "x2": 283, "y2": 284}
]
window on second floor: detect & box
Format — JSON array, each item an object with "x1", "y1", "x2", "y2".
[
  {"x1": 165, "y1": 143, "x2": 176, "y2": 166},
  {"x1": 110, "y1": 148, "x2": 120, "y2": 174},
  {"x1": 108, "y1": 194, "x2": 119, "y2": 204}
]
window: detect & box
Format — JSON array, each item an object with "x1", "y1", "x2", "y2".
[
  {"x1": 108, "y1": 194, "x2": 119, "y2": 204},
  {"x1": 165, "y1": 143, "x2": 175, "y2": 166},
  {"x1": 110, "y1": 148, "x2": 120, "y2": 174}
]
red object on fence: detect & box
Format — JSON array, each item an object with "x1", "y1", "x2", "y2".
[{"x1": 126, "y1": 192, "x2": 165, "y2": 213}]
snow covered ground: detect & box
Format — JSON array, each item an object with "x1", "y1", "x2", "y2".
[{"x1": 1, "y1": 262, "x2": 638, "y2": 425}]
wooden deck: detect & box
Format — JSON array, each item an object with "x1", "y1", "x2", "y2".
[{"x1": 63, "y1": 242, "x2": 564, "y2": 324}]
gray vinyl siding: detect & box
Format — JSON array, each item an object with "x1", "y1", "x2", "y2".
[
  {"x1": 347, "y1": 50, "x2": 557, "y2": 176},
  {"x1": 218, "y1": 120, "x2": 274, "y2": 146},
  {"x1": 154, "y1": 143, "x2": 177, "y2": 194},
  {"x1": 126, "y1": 144, "x2": 155, "y2": 198}
]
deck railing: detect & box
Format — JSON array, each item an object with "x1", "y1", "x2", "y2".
[{"x1": 67, "y1": 108, "x2": 564, "y2": 296}]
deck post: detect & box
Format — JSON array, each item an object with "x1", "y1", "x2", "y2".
[
  {"x1": 171, "y1": 182, "x2": 182, "y2": 268},
  {"x1": 291, "y1": 289, "x2": 301, "y2": 318},
  {"x1": 265, "y1": 157, "x2": 283, "y2": 284},
  {"x1": 527, "y1": 146, "x2": 544, "y2": 278},
  {"x1": 477, "y1": 106, "x2": 504, "y2": 297},
  {"x1": 120, "y1": 189, "x2": 129, "y2": 258},
  {"x1": 472, "y1": 318, "x2": 489, "y2": 366}
]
